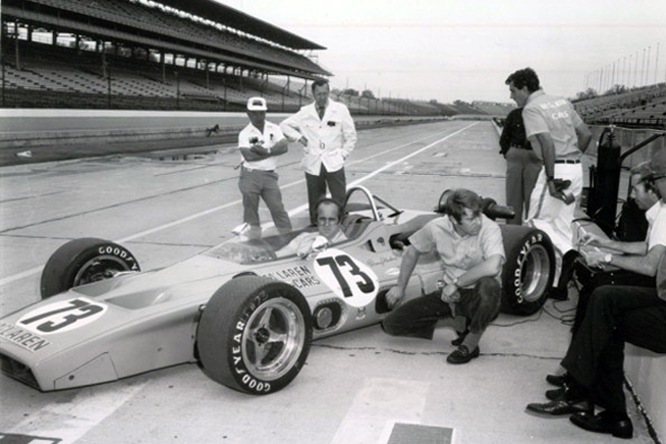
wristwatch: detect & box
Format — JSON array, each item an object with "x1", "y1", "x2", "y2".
[
  {"x1": 603, "y1": 253, "x2": 612, "y2": 264},
  {"x1": 451, "y1": 277, "x2": 459, "y2": 288}
]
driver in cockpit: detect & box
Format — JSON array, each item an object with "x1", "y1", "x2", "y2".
[{"x1": 278, "y1": 198, "x2": 348, "y2": 258}]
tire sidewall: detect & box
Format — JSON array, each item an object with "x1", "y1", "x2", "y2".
[
  {"x1": 40, "y1": 238, "x2": 140, "y2": 298},
  {"x1": 500, "y1": 225, "x2": 555, "y2": 315},
  {"x1": 198, "y1": 277, "x2": 312, "y2": 395}
]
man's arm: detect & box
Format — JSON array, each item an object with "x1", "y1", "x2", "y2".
[
  {"x1": 575, "y1": 122, "x2": 592, "y2": 154},
  {"x1": 386, "y1": 246, "x2": 421, "y2": 308},
  {"x1": 279, "y1": 111, "x2": 306, "y2": 142},
  {"x1": 586, "y1": 244, "x2": 666, "y2": 277},
  {"x1": 340, "y1": 106, "x2": 357, "y2": 158},
  {"x1": 456, "y1": 254, "x2": 504, "y2": 288},
  {"x1": 581, "y1": 232, "x2": 648, "y2": 256},
  {"x1": 240, "y1": 138, "x2": 288, "y2": 161}
]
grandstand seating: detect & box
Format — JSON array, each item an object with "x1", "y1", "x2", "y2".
[{"x1": 574, "y1": 83, "x2": 666, "y2": 129}]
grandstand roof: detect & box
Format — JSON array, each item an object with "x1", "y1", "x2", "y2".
[{"x1": 155, "y1": 0, "x2": 325, "y2": 51}]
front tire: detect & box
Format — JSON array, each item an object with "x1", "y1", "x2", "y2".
[
  {"x1": 197, "y1": 276, "x2": 312, "y2": 395},
  {"x1": 500, "y1": 225, "x2": 555, "y2": 315},
  {"x1": 40, "y1": 238, "x2": 140, "y2": 299}
]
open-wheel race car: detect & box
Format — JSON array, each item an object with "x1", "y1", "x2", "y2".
[{"x1": 0, "y1": 186, "x2": 555, "y2": 395}]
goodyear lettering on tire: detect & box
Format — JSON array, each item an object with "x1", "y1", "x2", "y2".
[
  {"x1": 97, "y1": 245, "x2": 139, "y2": 271},
  {"x1": 231, "y1": 292, "x2": 271, "y2": 394}
]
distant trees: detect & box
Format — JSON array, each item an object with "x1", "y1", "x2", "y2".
[{"x1": 361, "y1": 89, "x2": 375, "y2": 99}]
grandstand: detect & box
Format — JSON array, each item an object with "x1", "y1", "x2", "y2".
[
  {"x1": 0, "y1": 0, "x2": 492, "y2": 118},
  {"x1": 573, "y1": 83, "x2": 666, "y2": 129}
]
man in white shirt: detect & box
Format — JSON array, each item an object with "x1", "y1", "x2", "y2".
[
  {"x1": 236, "y1": 97, "x2": 292, "y2": 239},
  {"x1": 280, "y1": 80, "x2": 357, "y2": 225}
]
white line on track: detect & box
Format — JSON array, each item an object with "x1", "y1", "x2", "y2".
[
  {"x1": 0, "y1": 122, "x2": 476, "y2": 287},
  {"x1": 5, "y1": 382, "x2": 148, "y2": 443}
]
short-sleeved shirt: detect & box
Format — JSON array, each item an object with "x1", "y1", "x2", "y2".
[
  {"x1": 522, "y1": 90, "x2": 584, "y2": 161},
  {"x1": 646, "y1": 200, "x2": 666, "y2": 251},
  {"x1": 409, "y1": 214, "x2": 505, "y2": 285},
  {"x1": 238, "y1": 120, "x2": 285, "y2": 171}
]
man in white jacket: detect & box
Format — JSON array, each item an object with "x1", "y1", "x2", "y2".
[{"x1": 280, "y1": 80, "x2": 357, "y2": 224}]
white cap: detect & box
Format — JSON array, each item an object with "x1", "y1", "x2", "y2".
[{"x1": 247, "y1": 97, "x2": 267, "y2": 111}]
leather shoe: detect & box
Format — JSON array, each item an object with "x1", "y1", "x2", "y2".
[
  {"x1": 451, "y1": 330, "x2": 468, "y2": 346},
  {"x1": 570, "y1": 411, "x2": 633, "y2": 439},
  {"x1": 546, "y1": 373, "x2": 567, "y2": 387},
  {"x1": 447, "y1": 345, "x2": 479, "y2": 364},
  {"x1": 526, "y1": 398, "x2": 592, "y2": 416},
  {"x1": 546, "y1": 387, "x2": 565, "y2": 401}
]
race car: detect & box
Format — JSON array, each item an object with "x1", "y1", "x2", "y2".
[{"x1": 0, "y1": 186, "x2": 554, "y2": 395}]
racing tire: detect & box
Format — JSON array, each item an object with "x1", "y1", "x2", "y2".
[
  {"x1": 197, "y1": 276, "x2": 312, "y2": 395},
  {"x1": 499, "y1": 225, "x2": 555, "y2": 316},
  {"x1": 40, "y1": 238, "x2": 141, "y2": 299}
]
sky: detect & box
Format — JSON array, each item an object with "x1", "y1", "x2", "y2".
[{"x1": 219, "y1": 0, "x2": 666, "y2": 104}]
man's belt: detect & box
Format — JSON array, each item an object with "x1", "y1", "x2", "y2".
[
  {"x1": 243, "y1": 166, "x2": 275, "y2": 173},
  {"x1": 554, "y1": 159, "x2": 581, "y2": 164}
]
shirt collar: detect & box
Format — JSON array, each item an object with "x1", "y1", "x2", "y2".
[
  {"x1": 526, "y1": 89, "x2": 545, "y2": 105},
  {"x1": 647, "y1": 200, "x2": 665, "y2": 224}
]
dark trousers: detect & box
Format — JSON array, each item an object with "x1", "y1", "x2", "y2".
[
  {"x1": 561, "y1": 285, "x2": 666, "y2": 413},
  {"x1": 239, "y1": 168, "x2": 292, "y2": 234},
  {"x1": 505, "y1": 148, "x2": 541, "y2": 225},
  {"x1": 382, "y1": 277, "x2": 501, "y2": 339},
  {"x1": 305, "y1": 164, "x2": 346, "y2": 224}
]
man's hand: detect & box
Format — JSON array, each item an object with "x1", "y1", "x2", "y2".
[
  {"x1": 547, "y1": 178, "x2": 574, "y2": 203},
  {"x1": 440, "y1": 284, "x2": 460, "y2": 304},
  {"x1": 386, "y1": 287, "x2": 404, "y2": 309},
  {"x1": 579, "y1": 232, "x2": 604, "y2": 248},
  {"x1": 298, "y1": 136, "x2": 309, "y2": 147},
  {"x1": 584, "y1": 249, "x2": 608, "y2": 268}
]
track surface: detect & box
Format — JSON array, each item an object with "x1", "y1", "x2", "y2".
[{"x1": 0, "y1": 121, "x2": 654, "y2": 444}]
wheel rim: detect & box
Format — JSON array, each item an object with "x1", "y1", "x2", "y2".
[
  {"x1": 520, "y1": 244, "x2": 551, "y2": 303},
  {"x1": 72, "y1": 255, "x2": 133, "y2": 287},
  {"x1": 241, "y1": 296, "x2": 306, "y2": 381}
]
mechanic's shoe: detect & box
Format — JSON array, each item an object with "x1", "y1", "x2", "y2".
[
  {"x1": 546, "y1": 387, "x2": 565, "y2": 400},
  {"x1": 546, "y1": 373, "x2": 567, "y2": 387},
  {"x1": 526, "y1": 398, "x2": 592, "y2": 416},
  {"x1": 447, "y1": 345, "x2": 479, "y2": 364},
  {"x1": 451, "y1": 329, "x2": 469, "y2": 346},
  {"x1": 547, "y1": 287, "x2": 569, "y2": 300},
  {"x1": 570, "y1": 411, "x2": 633, "y2": 439}
]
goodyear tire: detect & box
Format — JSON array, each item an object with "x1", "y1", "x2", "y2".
[
  {"x1": 197, "y1": 276, "x2": 312, "y2": 395},
  {"x1": 40, "y1": 238, "x2": 140, "y2": 299},
  {"x1": 500, "y1": 225, "x2": 555, "y2": 316}
]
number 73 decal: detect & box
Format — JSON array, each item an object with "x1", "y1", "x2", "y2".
[
  {"x1": 313, "y1": 248, "x2": 379, "y2": 308},
  {"x1": 18, "y1": 297, "x2": 108, "y2": 335}
]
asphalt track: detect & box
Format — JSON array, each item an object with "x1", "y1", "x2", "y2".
[{"x1": 0, "y1": 120, "x2": 655, "y2": 444}]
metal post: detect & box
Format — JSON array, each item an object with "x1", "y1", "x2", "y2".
[
  {"x1": 107, "y1": 65, "x2": 111, "y2": 108},
  {"x1": 175, "y1": 71, "x2": 180, "y2": 110}
]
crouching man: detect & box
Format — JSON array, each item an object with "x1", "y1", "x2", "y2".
[{"x1": 382, "y1": 189, "x2": 505, "y2": 364}]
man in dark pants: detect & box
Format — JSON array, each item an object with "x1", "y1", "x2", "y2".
[
  {"x1": 526, "y1": 150, "x2": 666, "y2": 439},
  {"x1": 280, "y1": 80, "x2": 357, "y2": 224},
  {"x1": 382, "y1": 189, "x2": 505, "y2": 364},
  {"x1": 499, "y1": 107, "x2": 541, "y2": 225}
]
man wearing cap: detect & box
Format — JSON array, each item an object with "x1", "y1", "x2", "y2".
[
  {"x1": 280, "y1": 80, "x2": 357, "y2": 225},
  {"x1": 505, "y1": 68, "x2": 592, "y2": 293},
  {"x1": 525, "y1": 149, "x2": 666, "y2": 439},
  {"x1": 236, "y1": 97, "x2": 292, "y2": 239}
]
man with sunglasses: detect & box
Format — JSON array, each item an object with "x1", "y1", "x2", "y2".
[{"x1": 526, "y1": 150, "x2": 666, "y2": 439}]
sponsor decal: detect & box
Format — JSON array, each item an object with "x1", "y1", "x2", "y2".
[
  {"x1": 365, "y1": 255, "x2": 399, "y2": 268},
  {"x1": 17, "y1": 298, "x2": 107, "y2": 335},
  {"x1": 313, "y1": 248, "x2": 379, "y2": 308},
  {"x1": 0, "y1": 321, "x2": 51, "y2": 352},
  {"x1": 263, "y1": 265, "x2": 322, "y2": 290}
]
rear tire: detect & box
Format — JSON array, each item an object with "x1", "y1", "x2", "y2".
[
  {"x1": 197, "y1": 276, "x2": 312, "y2": 395},
  {"x1": 40, "y1": 238, "x2": 140, "y2": 299},
  {"x1": 500, "y1": 225, "x2": 554, "y2": 315}
]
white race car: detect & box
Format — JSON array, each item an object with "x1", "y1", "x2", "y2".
[{"x1": 0, "y1": 186, "x2": 554, "y2": 395}]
